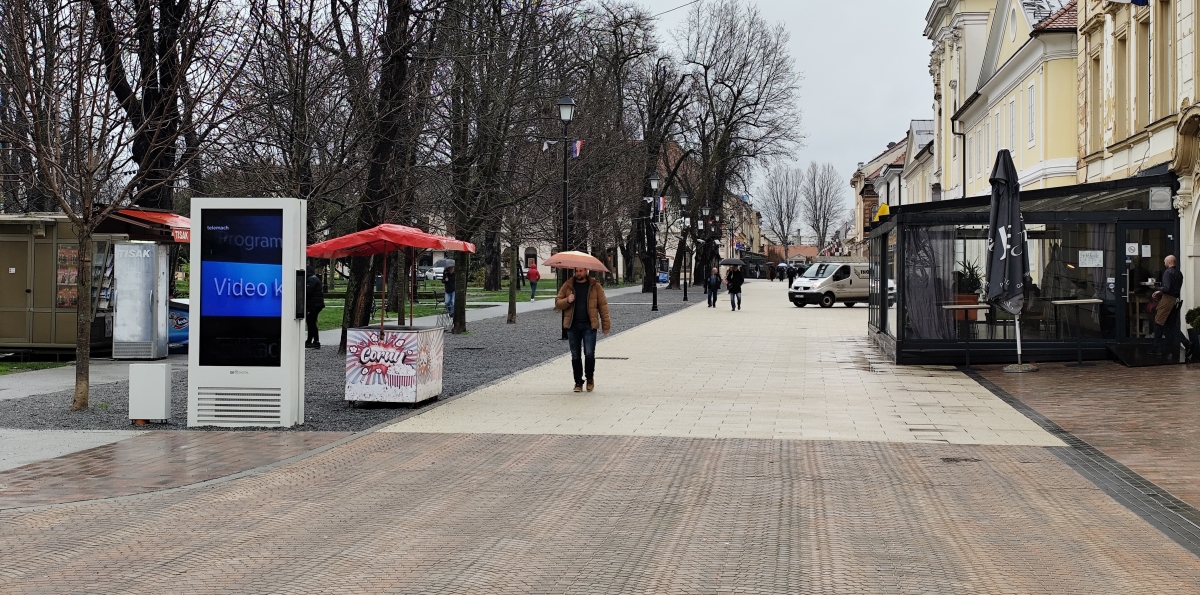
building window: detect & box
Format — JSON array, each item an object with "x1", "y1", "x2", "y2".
[
  {"x1": 984, "y1": 123, "x2": 990, "y2": 168},
  {"x1": 1009, "y1": 100, "x2": 1015, "y2": 152},
  {"x1": 1115, "y1": 34, "x2": 1129, "y2": 138},
  {"x1": 1136, "y1": 17, "x2": 1150, "y2": 128},
  {"x1": 994, "y1": 113, "x2": 1000, "y2": 153},
  {"x1": 1028, "y1": 84, "x2": 1036, "y2": 143},
  {"x1": 1154, "y1": 0, "x2": 1175, "y2": 119},
  {"x1": 1090, "y1": 54, "x2": 1103, "y2": 152}
]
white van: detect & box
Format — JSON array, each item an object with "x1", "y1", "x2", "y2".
[{"x1": 788, "y1": 262, "x2": 870, "y2": 308}]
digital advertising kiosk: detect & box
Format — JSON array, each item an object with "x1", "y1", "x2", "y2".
[{"x1": 187, "y1": 198, "x2": 307, "y2": 427}]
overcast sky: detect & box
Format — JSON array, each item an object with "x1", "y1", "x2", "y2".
[{"x1": 634, "y1": 0, "x2": 934, "y2": 194}]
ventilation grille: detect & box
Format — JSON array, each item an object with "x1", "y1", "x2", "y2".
[
  {"x1": 195, "y1": 387, "x2": 282, "y2": 426},
  {"x1": 113, "y1": 341, "x2": 155, "y2": 359}
]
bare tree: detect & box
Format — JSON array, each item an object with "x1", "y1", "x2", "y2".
[
  {"x1": 678, "y1": 0, "x2": 804, "y2": 282},
  {"x1": 757, "y1": 165, "x2": 802, "y2": 262},
  {"x1": 799, "y1": 162, "x2": 847, "y2": 252},
  {"x1": 0, "y1": 0, "x2": 247, "y2": 409}
]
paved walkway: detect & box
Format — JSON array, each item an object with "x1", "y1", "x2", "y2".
[
  {"x1": 318, "y1": 284, "x2": 649, "y2": 344},
  {"x1": 3, "y1": 282, "x2": 1200, "y2": 593}
]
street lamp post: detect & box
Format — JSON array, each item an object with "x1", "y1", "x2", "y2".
[
  {"x1": 646, "y1": 172, "x2": 660, "y2": 312},
  {"x1": 680, "y1": 193, "x2": 689, "y2": 301},
  {"x1": 557, "y1": 95, "x2": 575, "y2": 341}
]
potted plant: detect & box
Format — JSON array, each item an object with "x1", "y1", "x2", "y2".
[
  {"x1": 1186, "y1": 307, "x2": 1200, "y2": 360},
  {"x1": 954, "y1": 260, "x2": 984, "y2": 320}
]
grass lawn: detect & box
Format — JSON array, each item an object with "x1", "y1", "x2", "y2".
[{"x1": 0, "y1": 360, "x2": 70, "y2": 375}]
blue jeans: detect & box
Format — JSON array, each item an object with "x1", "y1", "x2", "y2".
[
  {"x1": 707, "y1": 287, "x2": 718, "y2": 307},
  {"x1": 567, "y1": 323, "x2": 597, "y2": 384},
  {"x1": 529, "y1": 281, "x2": 538, "y2": 300},
  {"x1": 445, "y1": 290, "x2": 456, "y2": 312},
  {"x1": 730, "y1": 292, "x2": 741, "y2": 309}
]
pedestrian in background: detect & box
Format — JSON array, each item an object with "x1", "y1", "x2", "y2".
[
  {"x1": 1153, "y1": 254, "x2": 1188, "y2": 358},
  {"x1": 726, "y1": 264, "x2": 745, "y2": 311},
  {"x1": 786, "y1": 265, "x2": 796, "y2": 287},
  {"x1": 706, "y1": 267, "x2": 721, "y2": 307},
  {"x1": 526, "y1": 260, "x2": 541, "y2": 301},
  {"x1": 304, "y1": 266, "x2": 324, "y2": 349},
  {"x1": 555, "y1": 268, "x2": 611, "y2": 392},
  {"x1": 443, "y1": 265, "x2": 457, "y2": 313}
]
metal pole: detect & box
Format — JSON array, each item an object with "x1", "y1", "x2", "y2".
[
  {"x1": 651, "y1": 201, "x2": 658, "y2": 312},
  {"x1": 561, "y1": 122, "x2": 569, "y2": 341}
]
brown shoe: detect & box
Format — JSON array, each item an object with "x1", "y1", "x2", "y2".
[
  {"x1": 573, "y1": 384, "x2": 583, "y2": 393},
  {"x1": 586, "y1": 381, "x2": 594, "y2": 392}
]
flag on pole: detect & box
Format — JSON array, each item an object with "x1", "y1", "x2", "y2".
[
  {"x1": 541, "y1": 140, "x2": 558, "y2": 152},
  {"x1": 570, "y1": 140, "x2": 584, "y2": 158},
  {"x1": 1105, "y1": 0, "x2": 1149, "y2": 4},
  {"x1": 658, "y1": 196, "x2": 666, "y2": 212}
]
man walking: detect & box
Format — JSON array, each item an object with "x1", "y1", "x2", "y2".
[
  {"x1": 726, "y1": 264, "x2": 745, "y2": 311},
  {"x1": 304, "y1": 266, "x2": 324, "y2": 349},
  {"x1": 1153, "y1": 254, "x2": 1187, "y2": 358},
  {"x1": 786, "y1": 264, "x2": 796, "y2": 287},
  {"x1": 706, "y1": 267, "x2": 721, "y2": 307},
  {"x1": 526, "y1": 260, "x2": 541, "y2": 301},
  {"x1": 556, "y1": 268, "x2": 611, "y2": 393},
  {"x1": 443, "y1": 265, "x2": 456, "y2": 313}
]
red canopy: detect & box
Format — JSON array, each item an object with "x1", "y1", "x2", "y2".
[{"x1": 306, "y1": 224, "x2": 475, "y2": 259}]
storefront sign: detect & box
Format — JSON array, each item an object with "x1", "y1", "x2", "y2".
[
  {"x1": 173, "y1": 228, "x2": 191, "y2": 243},
  {"x1": 1078, "y1": 250, "x2": 1103, "y2": 268}
]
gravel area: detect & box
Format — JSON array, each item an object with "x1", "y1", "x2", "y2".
[{"x1": 0, "y1": 288, "x2": 692, "y2": 432}]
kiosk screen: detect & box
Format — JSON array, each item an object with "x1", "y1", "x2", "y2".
[{"x1": 199, "y1": 209, "x2": 284, "y2": 366}]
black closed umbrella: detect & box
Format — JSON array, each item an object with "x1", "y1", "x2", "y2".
[{"x1": 985, "y1": 149, "x2": 1036, "y2": 372}]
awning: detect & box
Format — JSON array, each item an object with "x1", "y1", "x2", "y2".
[{"x1": 113, "y1": 209, "x2": 191, "y2": 243}]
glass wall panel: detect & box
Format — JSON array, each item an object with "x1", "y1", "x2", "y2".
[
  {"x1": 885, "y1": 232, "x2": 897, "y2": 337},
  {"x1": 900, "y1": 223, "x2": 1116, "y2": 341}
]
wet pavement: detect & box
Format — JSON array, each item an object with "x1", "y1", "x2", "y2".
[{"x1": 2, "y1": 282, "x2": 1200, "y2": 592}]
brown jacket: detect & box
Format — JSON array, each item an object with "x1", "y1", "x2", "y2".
[{"x1": 555, "y1": 277, "x2": 611, "y2": 332}]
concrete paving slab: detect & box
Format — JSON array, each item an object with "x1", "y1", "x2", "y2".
[
  {"x1": 0, "y1": 429, "x2": 142, "y2": 472},
  {"x1": 384, "y1": 282, "x2": 1064, "y2": 446},
  {"x1": 0, "y1": 354, "x2": 187, "y2": 401}
]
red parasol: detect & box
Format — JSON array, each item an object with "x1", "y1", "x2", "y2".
[
  {"x1": 306, "y1": 224, "x2": 475, "y2": 259},
  {"x1": 544, "y1": 250, "x2": 609, "y2": 272},
  {"x1": 307, "y1": 224, "x2": 476, "y2": 330}
]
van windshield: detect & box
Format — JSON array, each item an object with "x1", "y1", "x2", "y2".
[{"x1": 801, "y1": 264, "x2": 835, "y2": 279}]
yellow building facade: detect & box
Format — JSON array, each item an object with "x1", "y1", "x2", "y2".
[
  {"x1": 930, "y1": 0, "x2": 1079, "y2": 199},
  {"x1": 1078, "y1": 0, "x2": 1200, "y2": 311}
]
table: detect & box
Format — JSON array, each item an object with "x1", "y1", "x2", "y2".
[
  {"x1": 942, "y1": 304, "x2": 992, "y2": 369},
  {"x1": 1050, "y1": 298, "x2": 1104, "y2": 367},
  {"x1": 344, "y1": 326, "x2": 444, "y2": 404}
]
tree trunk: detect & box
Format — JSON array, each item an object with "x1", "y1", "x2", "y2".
[
  {"x1": 70, "y1": 235, "x2": 93, "y2": 411},
  {"x1": 339, "y1": 254, "x2": 376, "y2": 353},
  {"x1": 507, "y1": 243, "x2": 518, "y2": 324},
  {"x1": 668, "y1": 233, "x2": 687, "y2": 289},
  {"x1": 483, "y1": 227, "x2": 500, "y2": 291},
  {"x1": 452, "y1": 251, "x2": 469, "y2": 333}
]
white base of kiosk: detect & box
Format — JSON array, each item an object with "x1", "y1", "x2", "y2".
[{"x1": 187, "y1": 197, "x2": 307, "y2": 428}]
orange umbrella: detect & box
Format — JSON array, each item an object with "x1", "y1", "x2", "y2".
[
  {"x1": 545, "y1": 251, "x2": 609, "y2": 272},
  {"x1": 307, "y1": 224, "x2": 476, "y2": 329}
]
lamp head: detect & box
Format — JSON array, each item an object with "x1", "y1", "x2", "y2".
[
  {"x1": 701, "y1": 206, "x2": 710, "y2": 217},
  {"x1": 648, "y1": 172, "x2": 660, "y2": 191},
  {"x1": 557, "y1": 95, "x2": 576, "y2": 123},
  {"x1": 680, "y1": 193, "x2": 688, "y2": 206}
]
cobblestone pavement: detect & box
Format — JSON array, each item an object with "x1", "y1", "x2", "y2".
[
  {"x1": 978, "y1": 360, "x2": 1200, "y2": 509},
  {"x1": 2, "y1": 282, "x2": 1200, "y2": 593},
  {"x1": 0, "y1": 431, "x2": 348, "y2": 509}
]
